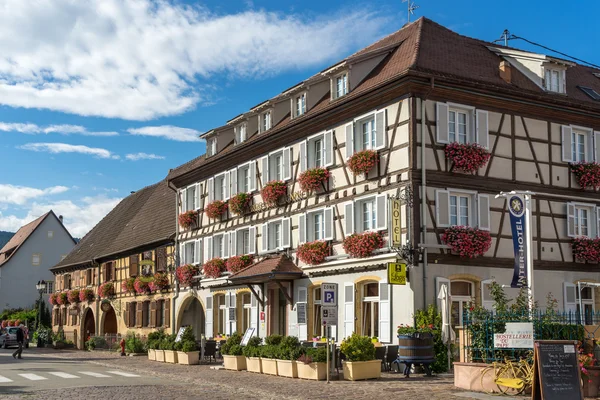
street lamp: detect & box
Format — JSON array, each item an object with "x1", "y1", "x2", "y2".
[{"x1": 35, "y1": 280, "x2": 46, "y2": 346}]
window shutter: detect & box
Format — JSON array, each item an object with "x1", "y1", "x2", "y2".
[
  {"x1": 129, "y1": 255, "x2": 138, "y2": 277},
  {"x1": 81, "y1": 270, "x2": 86, "y2": 287},
  {"x1": 162, "y1": 299, "x2": 170, "y2": 328},
  {"x1": 195, "y1": 240, "x2": 202, "y2": 264},
  {"x1": 299, "y1": 140, "x2": 307, "y2": 173},
  {"x1": 230, "y1": 168, "x2": 238, "y2": 196},
  {"x1": 282, "y1": 218, "x2": 291, "y2": 249},
  {"x1": 223, "y1": 233, "x2": 230, "y2": 259},
  {"x1": 376, "y1": 194, "x2": 388, "y2": 230},
  {"x1": 477, "y1": 194, "x2": 491, "y2": 231},
  {"x1": 136, "y1": 302, "x2": 143, "y2": 328},
  {"x1": 345, "y1": 123, "x2": 354, "y2": 159},
  {"x1": 435, "y1": 277, "x2": 451, "y2": 312},
  {"x1": 224, "y1": 171, "x2": 231, "y2": 200},
  {"x1": 283, "y1": 147, "x2": 292, "y2": 181},
  {"x1": 344, "y1": 201, "x2": 354, "y2": 235},
  {"x1": 260, "y1": 156, "x2": 269, "y2": 184},
  {"x1": 481, "y1": 279, "x2": 495, "y2": 311},
  {"x1": 297, "y1": 287, "x2": 307, "y2": 340},
  {"x1": 375, "y1": 109, "x2": 387, "y2": 150},
  {"x1": 324, "y1": 130, "x2": 334, "y2": 167},
  {"x1": 196, "y1": 183, "x2": 202, "y2": 210},
  {"x1": 248, "y1": 226, "x2": 256, "y2": 254},
  {"x1": 298, "y1": 213, "x2": 306, "y2": 244},
  {"x1": 378, "y1": 282, "x2": 390, "y2": 343},
  {"x1": 563, "y1": 282, "x2": 577, "y2": 315},
  {"x1": 324, "y1": 207, "x2": 334, "y2": 241},
  {"x1": 179, "y1": 244, "x2": 185, "y2": 265},
  {"x1": 141, "y1": 302, "x2": 148, "y2": 328},
  {"x1": 343, "y1": 283, "x2": 354, "y2": 338},
  {"x1": 595, "y1": 131, "x2": 600, "y2": 162},
  {"x1": 125, "y1": 302, "x2": 130, "y2": 327},
  {"x1": 261, "y1": 223, "x2": 268, "y2": 252},
  {"x1": 205, "y1": 236, "x2": 213, "y2": 262},
  {"x1": 150, "y1": 301, "x2": 157, "y2": 328},
  {"x1": 224, "y1": 293, "x2": 231, "y2": 335},
  {"x1": 230, "y1": 231, "x2": 237, "y2": 257},
  {"x1": 181, "y1": 188, "x2": 187, "y2": 213},
  {"x1": 562, "y1": 125, "x2": 573, "y2": 162},
  {"x1": 567, "y1": 203, "x2": 576, "y2": 237},
  {"x1": 436, "y1": 190, "x2": 451, "y2": 227},
  {"x1": 249, "y1": 161, "x2": 257, "y2": 192},
  {"x1": 250, "y1": 289, "x2": 258, "y2": 333},
  {"x1": 230, "y1": 293, "x2": 237, "y2": 334},
  {"x1": 205, "y1": 296, "x2": 214, "y2": 338},
  {"x1": 476, "y1": 109, "x2": 489, "y2": 149},
  {"x1": 207, "y1": 178, "x2": 214, "y2": 203},
  {"x1": 436, "y1": 102, "x2": 450, "y2": 143}
]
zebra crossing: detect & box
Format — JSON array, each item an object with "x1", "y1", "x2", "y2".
[{"x1": 0, "y1": 370, "x2": 140, "y2": 383}]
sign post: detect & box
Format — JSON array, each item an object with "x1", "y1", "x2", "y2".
[
  {"x1": 321, "y1": 283, "x2": 338, "y2": 384},
  {"x1": 390, "y1": 198, "x2": 402, "y2": 248}
]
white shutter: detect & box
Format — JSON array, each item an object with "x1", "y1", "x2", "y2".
[
  {"x1": 282, "y1": 218, "x2": 291, "y2": 249},
  {"x1": 324, "y1": 130, "x2": 334, "y2": 167},
  {"x1": 250, "y1": 288, "x2": 258, "y2": 332},
  {"x1": 567, "y1": 202, "x2": 576, "y2": 237},
  {"x1": 196, "y1": 183, "x2": 202, "y2": 211},
  {"x1": 597, "y1": 207, "x2": 600, "y2": 240},
  {"x1": 374, "y1": 109, "x2": 387, "y2": 150},
  {"x1": 230, "y1": 293, "x2": 237, "y2": 334},
  {"x1": 207, "y1": 178, "x2": 214, "y2": 204},
  {"x1": 478, "y1": 194, "x2": 491, "y2": 231},
  {"x1": 297, "y1": 287, "x2": 307, "y2": 341},
  {"x1": 205, "y1": 296, "x2": 213, "y2": 338},
  {"x1": 324, "y1": 207, "x2": 334, "y2": 241},
  {"x1": 481, "y1": 279, "x2": 495, "y2": 311},
  {"x1": 344, "y1": 201, "x2": 354, "y2": 235},
  {"x1": 435, "y1": 277, "x2": 451, "y2": 312},
  {"x1": 595, "y1": 131, "x2": 600, "y2": 162},
  {"x1": 345, "y1": 123, "x2": 354, "y2": 159},
  {"x1": 378, "y1": 282, "x2": 390, "y2": 343},
  {"x1": 224, "y1": 172, "x2": 230, "y2": 200},
  {"x1": 194, "y1": 240, "x2": 202, "y2": 265},
  {"x1": 249, "y1": 226, "x2": 256, "y2": 254},
  {"x1": 283, "y1": 147, "x2": 292, "y2": 181},
  {"x1": 222, "y1": 234, "x2": 230, "y2": 259},
  {"x1": 179, "y1": 244, "x2": 185, "y2": 265},
  {"x1": 225, "y1": 293, "x2": 231, "y2": 335},
  {"x1": 261, "y1": 156, "x2": 269, "y2": 184},
  {"x1": 563, "y1": 282, "x2": 577, "y2": 314},
  {"x1": 376, "y1": 194, "x2": 388, "y2": 230},
  {"x1": 436, "y1": 102, "x2": 450, "y2": 143},
  {"x1": 562, "y1": 126, "x2": 573, "y2": 162},
  {"x1": 298, "y1": 213, "x2": 306, "y2": 244},
  {"x1": 436, "y1": 190, "x2": 451, "y2": 227},
  {"x1": 476, "y1": 109, "x2": 489, "y2": 149},
  {"x1": 249, "y1": 161, "x2": 257, "y2": 192},
  {"x1": 299, "y1": 140, "x2": 307, "y2": 173},
  {"x1": 205, "y1": 236, "x2": 213, "y2": 262},
  {"x1": 230, "y1": 231, "x2": 237, "y2": 257},
  {"x1": 343, "y1": 283, "x2": 355, "y2": 338},
  {"x1": 230, "y1": 168, "x2": 238, "y2": 196},
  {"x1": 181, "y1": 188, "x2": 187, "y2": 213},
  {"x1": 261, "y1": 223, "x2": 268, "y2": 252}
]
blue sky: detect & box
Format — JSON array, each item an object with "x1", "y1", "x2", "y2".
[{"x1": 1, "y1": 0, "x2": 598, "y2": 237}]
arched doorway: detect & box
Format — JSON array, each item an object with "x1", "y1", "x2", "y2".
[
  {"x1": 83, "y1": 308, "x2": 95, "y2": 341},
  {"x1": 103, "y1": 307, "x2": 117, "y2": 335},
  {"x1": 178, "y1": 296, "x2": 205, "y2": 338}
]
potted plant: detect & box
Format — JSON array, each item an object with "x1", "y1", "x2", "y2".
[
  {"x1": 229, "y1": 192, "x2": 252, "y2": 215},
  {"x1": 445, "y1": 142, "x2": 491, "y2": 173},
  {"x1": 134, "y1": 276, "x2": 154, "y2": 294},
  {"x1": 397, "y1": 324, "x2": 435, "y2": 370},
  {"x1": 146, "y1": 329, "x2": 166, "y2": 361},
  {"x1": 178, "y1": 210, "x2": 198, "y2": 230},
  {"x1": 176, "y1": 326, "x2": 199, "y2": 365},
  {"x1": 155, "y1": 339, "x2": 166, "y2": 362},
  {"x1": 340, "y1": 334, "x2": 380, "y2": 381},
  {"x1": 297, "y1": 347, "x2": 328, "y2": 380},
  {"x1": 348, "y1": 149, "x2": 379, "y2": 175},
  {"x1": 242, "y1": 336, "x2": 262, "y2": 373},
  {"x1": 203, "y1": 258, "x2": 226, "y2": 279},
  {"x1": 48, "y1": 293, "x2": 57, "y2": 305},
  {"x1": 297, "y1": 241, "x2": 330, "y2": 265},
  {"x1": 67, "y1": 289, "x2": 80, "y2": 304},
  {"x1": 261, "y1": 181, "x2": 287, "y2": 204},
  {"x1": 98, "y1": 282, "x2": 115, "y2": 298},
  {"x1": 298, "y1": 167, "x2": 330, "y2": 192},
  {"x1": 161, "y1": 335, "x2": 178, "y2": 364},
  {"x1": 56, "y1": 291, "x2": 69, "y2": 305},
  {"x1": 343, "y1": 232, "x2": 385, "y2": 258},
  {"x1": 441, "y1": 226, "x2": 492, "y2": 258},
  {"x1": 79, "y1": 288, "x2": 95, "y2": 302},
  {"x1": 150, "y1": 272, "x2": 169, "y2": 291},
  {"x1": 571, "y1": 237, "x2": 600, "y2": 263},
  {"x1": 226, "y1": 255, "x2": 253, "y2": 274},
  {"x1": 276, "y1": 336, "x2": 303, "y2": 378},
  {"x1": 122, "y1": 278, "x2": 135, "y2": 294},
  {"x1": 221, "y1": 332, "x2": 246, "y2": 371},
  {"x1": 571, "y1": 162, "x2": 600, "y2": 191},
  {"x1": 260, "y1": 334, "x2": 283, "y2": 376},
  {"x1": 124, "y1": 331, "x2": 146, "y2": 354},
  {"x1": 204, "y1": 200, "x2": 228, "y2": 220},
  {"x1": 176, "y1": 264, "x2": 200, "y2": 288}
]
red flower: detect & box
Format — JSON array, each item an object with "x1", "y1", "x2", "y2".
[
  {"x1": 203, "y1": 258, "x2": 226, "y2": 279},
  {"x1": 441, "y1": 226, "x2": 491, "y2": 258},
  {"x1": 347, "y1": 150, "x2": 378, "y2": 175},
  {"x1": 134, "y1": 276, "x2": 153, "y2": 294},
  {"x1": 298, "y1": 168, "x2": 330, "y2": 192},
  {"x1": 204, "y1": 200, "x2": 228, "y2": 219},
  {"x1": 79, "y1": 288, "x2": 95, "y2": 302},
  {"x1": 343, "y1": 232, "x2": 385, "y2": 258},
  {"x1": 176, "y1": 264, "x2": 200, "y2": 287},
  {"x1": 571, "y1": 237, "x2": 600, "y2": 262},
  {"x1": 229, "y1": 193, "x2": 252, "y2": 215},
  {"x1": 67, "y1": 289, "x2": 80, "y2": 303},
  {"x1": 445, "y1": 143, "x2": 491, "y2": 173},
  {"x1": 571, "y1": 162, "x2": 600, "y2": 191},
  {"x1": 261, "y1": 181, "x2": 287, "y2": 204},
  {"x1": 56, "y1": 291, "x2": 69, "y2": 305},
  {"x1": 98, "y1": 282, "x2": 115, "y2": 298},
  {"x1": 151, "y1": 272, "x2": 169, "y2": 291},
  {"x1": 49, "y1": 293, "x2": 58, "y2": 305},
  {"x1": 178, "y1": 210, "x2": 198, "y2": 229},
  {"x1": 121, "y1": 278, "x2": 135, "y2": 294},
  {"x1": 226, "y1": 255, "x2": 254, "y2": 274},
  {"x1": 297, "y1": 241, "x2": 330, "y2": 265}
]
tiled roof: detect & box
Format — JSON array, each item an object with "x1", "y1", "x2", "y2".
[
  {"x1": 53, "y1": 179, "x2": 176, "y2": 270},
  {"x1": 229, "y1": 254, "x2": 303, "y2": 281},
  {"x1": 0, "y1": 212, "x2": 50, "y2": 267}
]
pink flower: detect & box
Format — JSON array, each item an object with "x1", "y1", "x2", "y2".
[
  {"x1": 298, "y1": 168, "x2": 330, "y2": 192},
  {"x1": 297, "y1": 241, "x2": 330, "y2": 265},
  {"x1": 442, "y1": 226, "x2": 491, "y2": 258},
  {"x1": 445, "y1": 143, "x2": 491, "y2": 173},
  {"x1": 178, "y1": 210, "x2": 198, "y2": 229},
  {"x1": 226, "y1": 255, "x2": 254, "y2": 274},
  {"x1": 204, "y1": 200, "x2": 228, "y2": 219},
  {"x1": 203, "y1": 258, "x2": 226, "y2": 279},
  {"x1": 571, "y1": 162, "x2": 600, "y2": 191},
  {"x1": 348, "y1": 150, "x2": 378, "y2": 175},
  {"x1": 229, "y1": 193, "x2": 252, "y2": 215},
  {"x1": 176, "y1": 264, "x2": 200, "y2": 287},
  {"x1": 343, "y1": 232, "x2": 385, "y2": 258},
  {"x1": 261, "y1": 181, "x2": 287, "y2": 204}
]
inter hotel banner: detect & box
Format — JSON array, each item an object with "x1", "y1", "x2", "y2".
[{"x1": 508, "y1": 195, "x2": 528, "y2": 288}]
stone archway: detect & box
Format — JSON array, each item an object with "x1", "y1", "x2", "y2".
[
  {"x1": 177, "y1": 294, "x2": 205, "y2": 338},
  {"x1": 82, "y1": 308, "x2": 95, "y2": 346}
]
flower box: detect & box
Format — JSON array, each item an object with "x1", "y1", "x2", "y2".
[
  {"x1": 246, "y1": 357, "x2": 262, "y2": 373},
  {"x1": 98, "y1": 282, "x2": 115, "y2": 298},
  {"x1": 441, "y1": 226, "x2": 492, "y2": 258},
  {"x1": 571, "y1": 237, "x2": 600, "y2": 263},
  {"x1": 203, "y1": 258, "x2": 226, "y2": 279},
  {"x1": 176, "y1": 264, "x2": 200, "y2": 287},
  {"x1": 343, "y1": 232, "x2": 385, "y2": 258},
  {"x1": 177, "y1": 351, "x2": 199, "y2": 365},
  {"x1": 79, "y1": 288, "x2": 95, "y2": 302},
  {"x1": 342, "y1": 360, "x2": 382, "y2": 381},
  {"x1": 223, "y1": 355, "x2": 247, "y2": 371},
  {"x1": 229, "y1": 193, "x2": 252, "y2": 216},
  {"x1": 261, "y1": 181, "x2": 287, "y2": 204},
  {"x1": 348, "y1": 150, "x2": 379, "y2": 175},
  {"x1": 148, "y1": 349, "x2": 155, "y2": 361},
  {"x1": 134, "y1": 276, "x2": 153, "y2": 294},
  {"x1": 164, "y1": 350, "x2": 178, "y2": 364},
  {"x1": 297, "y1": 241, "x2": 330, "y2": 265},
  {"x1": 178, "y1": 210, "x2": 198, "y2": 230},
  {"x1": 122, "y1": 278, "x2": 135, "y2": 294},
  {"x1": 297, "y1": 362, "x2": 327, "y2": 380},
  {"x1": 276, "y1": 359, "x2": 298, "y2": 378},
  {"x1": 571, "y1": 162, "x2": 600, "y2": 191},
  {"x1": 150, "y1": 272, "x2": 169, "y2": 291},
  {"x1": 445, "y1": 142, "x2": 491, "y2": 173},
  {"x1": 204, "y1": 200, "x2": 228, "y2": 219},
  {"x1": 298, "y1": 168, "x2": 330, "y2": 192},
  {"x1": 155, "y1": 349, "x2": 165, "y2": 362},
  {"x1": 226, "y1": 255, "x2": 253, "y2": 274},
  {"x1": 261, "y1": 358, "x2": 278, "y2": 376}
]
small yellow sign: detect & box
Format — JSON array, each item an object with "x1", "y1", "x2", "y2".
[{"x1": 387, "y1": 262, "x2": 407, "y2": 285}]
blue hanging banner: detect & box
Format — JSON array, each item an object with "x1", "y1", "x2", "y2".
[{"x1": 508, "y1": 195, "x2": 527, "y2": 288}]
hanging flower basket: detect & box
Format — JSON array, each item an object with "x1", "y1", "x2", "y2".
[
  {"x1": 203, "y1": 258, "x2": 226, "y2": 279},
  {"x1": 178, "y1": 210, "x2": 198, "y2": 229},
  {"x1": 56, "y1": 291, "x2": 69, "y2": 305},
  {"x1": 150, "y1": 272, "x2": 169, "y2": 291},
  {"x1": 261, "y1": 181, "x2": 287, "y2": 204},
  {"x1": 79, "y1": 288, "x2": 95, "y2": 303},
  {"x1": 571, "y1": 162, "x2": 600, "y2": 191},
  {"x1": 205, "y1": 200, "x2": 228, "y2": 219},
  {"x1": 98, "y1": 282, "x2": 115, "y2": 298},
  {"x1": 49, "y1": 293, "x2": 58, "y2": 305},
  {"x1": 0, "y1": 321, "x2": 6, "y2": 329},
  {"x1": 229, "y1": 193, "x2": 252, "y2": 215},
  {"x1": 445, "y1": 142, "x2": 491, "y2": 173},
  {"x1": 176, "y1": 264, "x2": 200, "y2": 287},
  {"x1": 348, "y1": 150, "x2": 379, "y2": 175},
  {"x1": 134, "y1": 276, "x2": 154, "y2": 294},
  {"x1": 441, "y1": 226, "x2": 492, "y2": 258},
  {"x1": 298, "y1": 168, "x2": 331, "y2": 192},
  {"x1": 226, "y1": 255, "x2": 254, "y2": 274},
  {"x1": 122, "y1": 278, "x2": 135, "y2": 294},
  {"x1": 67, "y1": 289, "x2": 80, "y2": 304},
  {"x1": 571, "y1": 237, "x2": 600, "y2": 263},
  {"x1": 297, "y1": 240, "x2": 330, "y2": 265},
  {"x1": 343, "y1": 232, "x2": 385, "y2": 258}
]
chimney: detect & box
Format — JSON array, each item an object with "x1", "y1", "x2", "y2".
[
  {"x1": 59, "y1": 215, "x2": 64, "y2": 224},
  {"x1": 499, "y1": 61, "x2": 512, "y2": 84}
]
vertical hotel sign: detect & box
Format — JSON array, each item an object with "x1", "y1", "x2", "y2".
[
  {"x1": 508, "y1": 195, "x2": 527, "y2": 288},
  {"x1": 390, "y1": 198, "x2": 402, "y2": 248}
]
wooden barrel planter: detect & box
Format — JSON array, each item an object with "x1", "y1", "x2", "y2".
[{"x1": 397, "y1": 334, "x2": 435, "y2": 376}]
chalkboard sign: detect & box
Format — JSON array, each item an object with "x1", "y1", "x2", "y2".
[
  {"x1": 229, "y1": 307, "x2": 236, "y2": 321},
  {"x1": 532, "y1": 340, "x2": 583, "y2": 400},
  {"x1": 297, "y1": 303, "x2": 307, "y2": 324}
]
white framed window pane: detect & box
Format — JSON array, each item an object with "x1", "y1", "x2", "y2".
[
  {"x1": 314, "y1": 139, "x2": 323, "y2": 168},
  {"x1": 450, "y1": 196, "x2": 458, "y2": 226},
  {"x1": 581, "y1": 209, "x2": 588, "y2": 236},
  {"x1": 314, "y1": 213, "x2": 323, "y2": 241},
  {"x1": 458, "y1": 113, "x2": 467, "y2": 144},
  {"x1": 449, "y1": 111, "x2": 456, "y2": 142},
  {"x1": 361, "y1": 200, "x2": 375, "y2": 231},
  {"x1": 274, "y1": 223, "x2": 281, "y2": 248},
  {"x1": 242, "y1": 230, "x2": 250, "y2": 254},
  {"x1": 274, "y1": 155, "x2": 282, "y2": 180},
  {"x1": 459, "y1": 197, "x2": 469, "y2": 226}
]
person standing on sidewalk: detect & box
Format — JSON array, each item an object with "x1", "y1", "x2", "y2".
[{"x1": 12, "y1": 325, "x2": 24, "y2": 359}]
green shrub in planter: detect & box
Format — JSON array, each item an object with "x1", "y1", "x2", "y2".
[
  {"x1": 340, "y1": 334, "x2": 375, "y2": 361},
  {"x1": 264, "y1": 334, "x2": 283, "y2": 346},
  {"x1": 159, "y1": 336, "x2": 176, "y2": 351},
  {"x1": 299, "y1": 347, "x2": 327, "y2": 363},
  {"x1": 221, "y1": 332, "x2": 242, "y2": 355},
  {"x1": 242, "y1": 336, "x2": 262, "y2": 358},
  {"x1": 278, "y1": 336, "x2": 304, "y2": 361},
  {"x1": 260, "y1": 344, "x2": 280, "y2": 359},
  {"x1": 178, "y1": 340, "x2": 197, "y2": 353},
  {"x1": 229, "y1": 344, "x2": 243, "y2": 356}
]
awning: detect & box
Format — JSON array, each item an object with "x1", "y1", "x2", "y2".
[{"x1": 228, "y1": 254, "x2": 304, "y2": 285}]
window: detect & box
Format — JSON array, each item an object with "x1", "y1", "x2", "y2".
[
  {"x1": 186, "y1": 185, "x2": 198, "y2": 211},
  {"x1": 300, "y1": 131, "x2": 334, "y2": 172},
  {"x1": 294, "y1": 93, "x2": 306, "y2": 117},
  {"x1": 450, "y1": 194, "x2": 470, "y2": 226},
  {"x1": 235, "y1": 161, "x2": 256, "y2": 194},
  {"x1": 213, "y1": 234, "x2": 227, "y2": 259},
  {"x1": 344, "y1": 195, "x2": 387, "y2": 236},
  {"x1": 239, "y1": 165, "x2": 250, "y2": 193},
  {"x1": 361, "y1": 117, "x2": 375, "y2": 150},
  {"x1": 449, "y1": 109, "x2": 468, "y2": 144},
  {"x1": 261, "y1": 218, "x2": 291, "y2": 252},
  {"x1": 298, "y1": 208, "x2": 334, "y2": 244},
  {"x1": 567, "y1": 203, "x2": 596, "y2": 238},
  {"x1": 48, "y1": 231, "x2": 54, "y2": 239},
  {"x1": 362, "y1": 283, "x2": 379, "y2": 337},
  {"x1": 211, "y1": 173, "x2": 229, "y2": 201},
  {"x1": 572, "y1": 131, "x2": 587, "y2": 162},
  {"x1": 436, "y1": 103, "x2": 489, "y2": 149},
  {"x1": 360, "y1": 199, "x2": 376, "y2": 232},
  {"x1": 436, "y1": 190, "x2": 490, "y2": 230},
  {"x1": 334, "y1": 73, "x2": 348, "y2": 99},
  {"x1": 235, "y1": 123, "x2": 247, "y2": 144},
  {"x1": 261, "y1": 111, "x2": 272, "y2": 132},
  {"x1": 346, "y1": 110, "x2": 386, "y2": 158},
  {"x1": 242, "y1": 293, "x2": 252, "y2": 333},
  {"x1": 544, "y1": 68, "x2": 562, "y2": 93},
  {"x1": 142, "y1": 301, "x2": 150, "y2": 327},
  {"x1": 217, "y1": 294, "x2": 226, "y2": 335},
  {"x1": 207, "y1": 138, "x2": 217, "y2": 157},
  {"x1": 157, "y1": 300, "x2": 165, "y2": 327},
  {"x1": 450, "y1": 280, "x2": 473, "y2": 328},
  {"x1": 32, "y1": 254, "x2": 41, "y2": 266},
  {"x1": 313, "y1": 287, "x2": 323, "y2": 337},
  {"x1": 575, "y1": 208, "x2": 589, "y2": 237},
  {"x1": 86, "y1": 269, "x2": 92, "y2": 286},
  {"x1": 238, "y1": 228, "x2": 250, "y2": 255},
  {"x1": 183, "y1": 241, "x2": 196, "y2": 264},
  {"x1": 561, "y1": 125, "x2": 595, "y2": 163},
  {"x1": 577, "y1": 286, "x2": 595, "y2": 325},
  {"x1": 46, "y1": 281, "x2": 54, "y2": 294},
  {"x1": 261, "y1": 147, "x2": 291, "y2": 182},
  {"x1": 105, "y1": 262, "x2": 114, "y2": 282}
]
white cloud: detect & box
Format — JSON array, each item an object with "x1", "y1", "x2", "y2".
[
  {"x1": 0, "y1": 1, "x2": 387, "y2": 120},
  {"x1": 0, "y1": 195, "x2": 122, "y2": 237},
  {"x1": 0, "y1": 122, "x2": 118, "y2": 136},
  {"x1": 0, "y1": 184, "x2": 69, "y2": 206},
  {"x1": 18, "y1": 142, "x2": 119, "y2": 159},
  {"x1": 125, "y1": 152, "x2": 165, "y2": 161},
  {"x1": 127, "y1": 126, "x2": 202, "y2": 142}
]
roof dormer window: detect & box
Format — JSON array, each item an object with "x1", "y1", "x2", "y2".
[
  {"x1": 260, "y1": 110, "x2": 272, "y2": 133},
  {"x1": 332, "y1": 72, "x2": 348, "y2": 100},
  {"x1": 235, "y1": 123, "x2": 247, "y2": 145},
  {"x1": 207, "y1": 138, "x2": 217, "y2": 157},
  {"x1": 293, "y1": 93, "x2": 306, "y2": 118},
  {"x1": 544, "y1": 67, "x2": 565, "y2": 93}
]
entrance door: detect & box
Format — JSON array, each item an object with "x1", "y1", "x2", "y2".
[
  {"x1": 83, "y1": 309, "x2": 95, "y2": 341},
  {"x1": 103, "y1": 307, "x2": 117, "y2": 334},
  {"x1": 450, "y1": 280, "x2": 474, "y2": 329},
  {"x1": 278, "y1": 287, "x2": 287, "y2": 335}
]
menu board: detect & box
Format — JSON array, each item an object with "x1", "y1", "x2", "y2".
[{"x1": 532, "y1": 341, "x2": 583, "y2": 400}]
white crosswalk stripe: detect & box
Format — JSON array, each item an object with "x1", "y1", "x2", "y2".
[
  {"x1": 0, "y1": 376, "x2": 13, "y2": 383},
  {"x1": 79, "y1": 371, "x2": 110, "y2": 378},
  {"x1": 48, "y1": 372, "x2": 79, "y2": 379},
  {"x1": 106, "y1": 370, "x2": 140, "y2": 377},
  {"x1": 19, "y1": 373, "x2": 47, "y2": 381}
]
